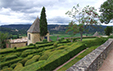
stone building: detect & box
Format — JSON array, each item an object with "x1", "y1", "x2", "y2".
[
  {"x1": 93, "y1": 31, "x2": 99, "y2": 37},
  {"x1": 9, "y1": 37, "x2": 27, "y2": 48},
  {"x1": 27, "y1": 16, "x2": 50, "y2": 45},
  {"x1": 9, "y1": 16, "x2": 50, "y2": 48}
]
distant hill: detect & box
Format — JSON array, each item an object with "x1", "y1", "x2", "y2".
[{"x1": 0, "y1": 24, "x2": 108, "y2": 35}]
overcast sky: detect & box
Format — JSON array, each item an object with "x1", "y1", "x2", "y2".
[{"x1": 0, "y1": 0, "x2": 112, "y2": 26}]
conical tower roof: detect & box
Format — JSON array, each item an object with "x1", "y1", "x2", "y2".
[
  {"x1": 93, "y1": 31, "x2": 99, "y2": 36},
  {"x1": 27, "y1": 16, "x2": 40, "y2": 33}
]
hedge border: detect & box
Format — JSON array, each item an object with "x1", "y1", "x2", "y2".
[{"x1": 37, "y1": 43, "x2": 86, "y2": 70}]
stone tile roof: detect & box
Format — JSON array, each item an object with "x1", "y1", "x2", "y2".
[
  {"x1": 27, "y1": 16, "x2": 40, "y2": 33},
  {"x1": 93, "y1": 31, "x2": 99, "y2": 36},
  {"x1": 10, "y1": 37, "x2": 27, "y2": 43}
]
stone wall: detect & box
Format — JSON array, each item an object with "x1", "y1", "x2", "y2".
[
  {"x1": 27, "y1": 32, "x2": 40, "y2": 45},
  {"x1": 66, "y1": 39, "x2": 113, "y2": 71},
  {"x1": 10, "y1": 42, "x2": 27, "y2": 48}
]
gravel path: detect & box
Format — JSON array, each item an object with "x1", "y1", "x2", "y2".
[
  {"x1": 98, "y1": 49, "x2": 113, "y2": 71},
  {"x1": 53, "y1": 49, "x2": 87, "y2": 71}
]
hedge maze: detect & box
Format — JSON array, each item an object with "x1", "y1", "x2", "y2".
[{"x1": 0, "y1": 37, "x2": 108, "y2": 71}]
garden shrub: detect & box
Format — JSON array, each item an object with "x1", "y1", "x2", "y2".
[
  {"x1": 21, "y1": 49, "x2": 37, "y2": 57},
  {"x1": 45, "y1": 46, "x2": 53, "y2": 50},
  {"x1": 0, "y1": 55, "x2": 4, "y2": 62},
  {"x1": 43, "y1": 39, "x2": 47, "y2": 43},
  {"x1": 29, "y1": 43, "x2": 34, "y2": 46},
  {"x1": 36, "y1": 41, "x2": 48, "y2": 44},
  {"x1": 25, "y1": 55, "x2": 40, "y2": 66},
  {"x1": 57, "y1": 46, "x2": 65, "y2": 50},
  {"x1": 66, "y1": 38, "x2": 70, "y2": 42},
  {"x1": 10, "y1": 63, "x2": 17, "y2": 69},
  {"x1": 58, "y1": 39, "x2": 61, "y2": 43},
  {"x1": 14, "y1": 47, "x2": 17, "y2": 49},
  {"x1": 37, "y1": 48, "x2": 44, "y2": 52},
  {"x1": 20, "y1": 60, "x2": 46, "y2": 71},
  {"x1": 61, "y1": 38, "x2": 64, "y2": 41},
  {"x1": 4, "y1": 55, "x2": 17, "y2": 61},
  {"x1": 2, "y1": 66, "x2": 8, "y2": 69},
  {"x1": 1, "y1": 68, "x2": 13, "y2": 71},
  {"x1": 19, "y1": 54, "x2": 34, "y2": 65},
  {"x1": 53, "y1": 42, "x2": 58, "y2": 48},
  {"x1": 0, "y1": 58, "x2": 22, "y2": 69},
  {"x1": 13, "y1": 63, "x2": 23, "y2": 71},
  {"x1": 108, "y1": 35, "x2": 113, "y2": 38},
  {"x1": 38, "y1": 43, "x2": 54, "y2": 48},
  {"x1": 33, "y1": 44, "x2": 36, "y2": 47},
  {"x1": 0, "y1": 48, "x2": 14, "y2": 54},
  {"x1": 83, "y1": 37, "x2": 108, "y2": 47},
  {"x1": 14, "y1": 52, "x2": 21, "y2": 57},
  {"x1": 94, "y1": 37, "x2": 108, "y2": 45},
  {"x1": 37, "y1": 43, "x2": 86, "y2": 70},
  {"x1": 16, "y1": 46, "x2": 36, "y2": 51},
  {"x1": 73, "y1": 38, "x2": 76, "y2": 42},
  {"x1": 39, "y1": 51, "x2": 52, "y2": 60}
]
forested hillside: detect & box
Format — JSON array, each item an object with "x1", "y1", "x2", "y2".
[{"x1": 0, "y1": 24, "x2": 108, "y2": 36}]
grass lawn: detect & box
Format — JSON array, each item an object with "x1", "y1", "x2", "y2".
[
  {"x1": 57, "y1": 45, "x2": 99, "y2": 71},
  {"x1": 50, "y1": 34, "x2": 93, "y2": 41}
]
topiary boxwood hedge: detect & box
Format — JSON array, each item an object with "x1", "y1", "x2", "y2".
[
  {"x1": 20, "y1": 60, "x2": 46, "y2": 71},
  {"x1": 20, "y1": 42, "x2": 86, "y2": 71},
  {"x1": 37, "y1": 43, "x2": 86, "y2": 71},
  {"x1": 4, "y1": 54, "x2": 18, "y2": 61},
  {"x1": 0, "y1": 58, "x2": 22, "y2": 69},
  {"x1": 1, "y1": 67, "x2": 13, "y2": 71},
  {"x1": 25, "y1": 55, "x2": 40, "y2": 66},
  {"x1": 13, "y1": 63, "x2": 23, "y2": 71},
  {"x1": 19, "y1": 55, "x2": 34, "y2": 66}
]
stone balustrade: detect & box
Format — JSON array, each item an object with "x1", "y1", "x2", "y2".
[{"x1": 66, "y1": 39, "x2": 113, "y2": 71}]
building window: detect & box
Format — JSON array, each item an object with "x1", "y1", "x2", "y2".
[{"x1": 28, "y1": 34, "x2": 30, "y2": 40}]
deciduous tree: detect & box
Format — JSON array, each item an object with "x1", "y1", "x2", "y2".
[
  {"x1": 105, "y1": 26, "x2": 112, "y2": 36},
  {"x1": 99, "y1": 0, "x2": 113, "y2": 24},
  {"x1": 0, "y1": 32, "x2": 9, "y2": 48},
  {"x1": 66, "y1": 4, "x2": 100, "y2": 41}
]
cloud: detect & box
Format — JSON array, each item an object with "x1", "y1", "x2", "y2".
[
  {"x1": 48, "y1": 16, "x2": 71, "y2": 24},
  {"x1": 0, "y1": 0, "x2": 110, "y2": 26}
]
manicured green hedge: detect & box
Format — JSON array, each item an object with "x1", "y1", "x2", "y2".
[
  {"x1": 0, "y1": 55, "x2": 4, "y2": 62},
  {"x1": 39, "y1": 51, "x2": 52, "y2": 60},
  {"x1": 0, "y1": 48, "x2": 14, "y2": 54},
  {"x1": 56, "y1": 46, "x2": 65, "y2": 50},
  {"x1": 37, "y1": 43, "x2": 86, "y2": 70},
  {"x1": 83, "y1": 37, "x2": 108, "y2": 47},
  {"x1": 4, "y1": 55, "x2": 17, "y2": 61},
  {"x1": 20, "y1": 42, "x2": 86, "y2": 71},
  {"x1": 57, "y1": 45, "x2": 99, "y2": 71},
  {"x1": 0, "y1": 46, "x2": 35, "y2": 54},
  {"x1": 10, "y1": 63, "x2": 17, "y2": 69},
  {"x1": 20, "y1": 60, "x2": 46, "y2": 71},
  {"x1": 13, "y1": 63, "x2": 23, "y2": 71},
  {"x1": 25, "y1": 55, "x2": 40, "y2": 66},
  {"x1": 16, "y1": 46, "x2": 36, "y2": 51},
  {"x1": 37, "y1": 43, "x2": 54, "y2": 48},
  {"x1": 21, "y1": 49, "x2": 37, "y2": 57},
  {"x1": 0, "y1": 58, "x2": 22, "y2": 69},
  {"x1": 0, "y1": 42, "x2": 53, "y2": 55},
  {"x1": 36, "y1": 41, "x2": 49, "y2": 44},
  {"x1": 44, "y1": 46, "x2": 53, "y2": 50},
  {"x1": 19, "y1": 55, "x2": 34, "y2": 66},
  {"x1": 1, "y1": 68, "x2": 13, "y2": 71}
]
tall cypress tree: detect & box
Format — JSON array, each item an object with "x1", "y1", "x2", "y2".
[{"x1": 40, "y1": 7, "x2": 48, "y2": 36}]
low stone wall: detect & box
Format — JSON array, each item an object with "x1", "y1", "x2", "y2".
[
  {"x1": 10, "y1": 42, "x2": 27, "y2": 48},
  {"x1": 66, "y1": 39, "x2": 113, "y2": 71}
]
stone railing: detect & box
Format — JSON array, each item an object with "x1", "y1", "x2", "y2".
[{"x1": 66, "y1": 39, "x2": 113, "y2": 71}]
